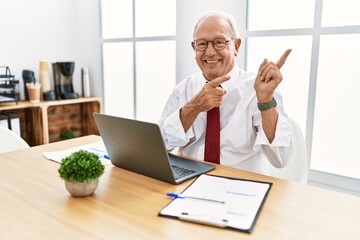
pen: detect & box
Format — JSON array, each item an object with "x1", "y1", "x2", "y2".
[
  {"x1": 166, "y1": 193, "x2": 225, "y2": 204},
  {"x1": 90, "y1": 148, "x2": 110, "y2": 160},
  {"x1": 180, "y1": 213, "x2": 228, "y2": 228}
]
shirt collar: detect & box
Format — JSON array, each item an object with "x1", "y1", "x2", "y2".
[{"x1": 221, "y1": 65, "x2": 239, "y2": 91}]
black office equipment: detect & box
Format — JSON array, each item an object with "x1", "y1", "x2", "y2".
[
  {"x1": 0, "y1": 66, "x2": 18, "y2": 104},
  {"x1": 52, "y1": 62, "x2": 79, "y2": 100}
]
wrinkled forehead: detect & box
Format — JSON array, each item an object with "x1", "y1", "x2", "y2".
[{"x1": 193, "y1": 16, "x2": 232, "y2": 39}]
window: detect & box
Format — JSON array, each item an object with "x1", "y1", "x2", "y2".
[
  {"x1": 101, "y1": 0, "x2": 133, "y2": 38},
  {"x1": 247, "y1": 0, "x2": 315, "y2": 30},
  {"x1": 321, "y1": 0, "x2": 360, "y2": 27},
  {"x1": 100, "y1": 0, "x2": 360, "y2": 193},
  {"x1": 246, "y1": 36, "x2": 312, "y2": 133},
  {"x1": 312, "y1": 34, "x2": 360, "y2": 179},
  {"x1": 102, "y1": 42, "x2": 134, "y2": 119},
  {"x1": 100, "y1": 0, "x2": 176, "y2": 123},
  {"x1": 246, "y1": 0, "x2": 360, "y2": 191},
  {"x1": 136, "y1": 41, "x2": 176, "y2": 121}
]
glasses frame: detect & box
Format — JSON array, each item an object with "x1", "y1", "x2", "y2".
[{"x1": 192, "y1": 38, "x2": 234, "y2": 51}]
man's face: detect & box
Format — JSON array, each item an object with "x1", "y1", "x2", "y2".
[{"x1": 192, "y1": 17, "x2": 241, "y2": 81}]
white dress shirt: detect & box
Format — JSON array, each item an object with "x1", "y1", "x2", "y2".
[{"x1": 158, "y1": 65, "x2": 293, "y2": 175}]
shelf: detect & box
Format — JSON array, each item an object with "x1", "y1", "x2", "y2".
[{"x1": 0, "y1": 97, "x2": 102, "y2": 146}]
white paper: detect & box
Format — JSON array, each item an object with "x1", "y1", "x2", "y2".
[
  {"x1": 43, "y1": 141, "x2": 112, "y2": 165},
  {"x1": 160, "y1": 174, "x2": 270, "y2": 231}
]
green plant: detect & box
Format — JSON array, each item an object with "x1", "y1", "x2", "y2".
[
  {"x1": 58, "y1": 150, "x2": 105, "y2": 183},
  {"x1": 59, "y1": 130, "x2": 75, "y2": 140}
]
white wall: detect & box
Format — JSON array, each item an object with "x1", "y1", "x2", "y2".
[
  {"x1": 1, "y1": 0, "x2": 246, "y2": 99},
  {"x1": 0, "y1": 0, "x2": 102, "y2": 100}
]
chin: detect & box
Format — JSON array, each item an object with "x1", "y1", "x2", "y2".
[
  {"x1": 204, "y1": 69, "x2": 222, "y2": 79},
  {"x1": 204, "y1": 74, "x2": 221, "y2": 81}
]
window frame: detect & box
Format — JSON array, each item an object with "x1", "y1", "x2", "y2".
[
  {"x1": 99, "y1": 0, "x2": 176, "y2": 119},
  {"x1": 243, "y1": 0, "x2": 360, "y2": 195}
]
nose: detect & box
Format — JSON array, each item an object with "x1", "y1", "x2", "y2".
[{"x1": 205, "y1": 42, "x2": 217, "y2": 55}]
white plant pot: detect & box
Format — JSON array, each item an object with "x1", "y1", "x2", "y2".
[{"x1": 65, "y1": 178, "x2": 99, "y2": 197}]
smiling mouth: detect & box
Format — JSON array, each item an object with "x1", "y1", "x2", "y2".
[{"x1": 205, "y1": 60, "x2": 220, "y2": 64}]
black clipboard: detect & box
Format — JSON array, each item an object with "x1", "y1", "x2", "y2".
[{"x1": 159, "y1": 174, "x2": 272, "y2": 233}]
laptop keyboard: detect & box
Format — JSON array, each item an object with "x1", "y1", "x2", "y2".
[{"x1": 171, "y1": 165, "x2": 196, "y2": 180}]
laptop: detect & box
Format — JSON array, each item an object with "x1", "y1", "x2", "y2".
[{"x1": 93, "y1": 113, "x2": 215, "y2": 184}]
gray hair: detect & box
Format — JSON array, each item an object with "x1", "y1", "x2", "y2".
[{"x1": 193, "y1": 11, "x2": 239, "y2": 39}]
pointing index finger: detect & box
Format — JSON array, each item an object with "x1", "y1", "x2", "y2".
[
  {"x1": 276, "y1": 49, "x2": 292, "y2": 69},
  {"x1": 208, "y1": 75, "x2": 230, "y2": 88}
]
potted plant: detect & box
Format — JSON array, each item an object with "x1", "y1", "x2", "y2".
[
  {"x1": 58, "y1": 150, "x2": 105, "y2": 197},
  {"x1": 59, "y1": 129, "x2": 75, "y2": 140}
]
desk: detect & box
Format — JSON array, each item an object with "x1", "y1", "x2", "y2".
[{"x1": 0, "y1": 135, "x2": 359, "y2": 240}]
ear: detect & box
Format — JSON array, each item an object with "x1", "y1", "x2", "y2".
[
  {"x1": 234, "y1": 38, "x2": 241, "y2": 56},
  {"x1": 191, "y1": 42, "x2": 196, "y2": 51}
]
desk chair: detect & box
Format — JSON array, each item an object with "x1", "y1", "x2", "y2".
[
  {"x1": 0, "y1": 126, "x2": 30, "y2": 153},
  {"x1": 269, "y1": 118, "x2": 308, "y2": 184}
]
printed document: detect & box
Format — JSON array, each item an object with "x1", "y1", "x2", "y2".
[
  {"x1": 160, "y1": 174, "x2": 271, "y2": 232},
  {"x1": 43, "y1": 140, "x2": 111, "y2": 165}
]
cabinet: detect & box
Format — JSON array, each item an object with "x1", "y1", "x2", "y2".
[{"x1": 0, "y1": 97, "x2": 102, "y2": 146}]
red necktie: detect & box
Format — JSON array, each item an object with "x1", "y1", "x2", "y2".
[{"x1": 204, "y1": 107, "x2": 220, "y2": 164}]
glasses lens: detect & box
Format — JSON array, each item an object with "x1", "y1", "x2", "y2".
[
  {"x1": 213, "y1": 38, "x2": 226, "y2": 50},
  {"x1": 195, "y1": 39, "x2": 207, "y2": 51}
]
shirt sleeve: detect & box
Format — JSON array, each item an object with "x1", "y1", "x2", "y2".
[
  {"x1": 253, "y1": 94, "x2": 293, "y2": 168},
  {"x1": 159, "y1": 108, "x2": 195, "y2": 151},
  {"x1": 158, "y1": 85, "x2": 195, "y2": 151}
]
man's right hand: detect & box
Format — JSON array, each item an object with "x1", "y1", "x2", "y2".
[
  {"x1": 191, "y1": 75, "x2": 230, "y2": 112},
  {"x1": 180, "y1": 75, "x2": 230, "y2": 132}
]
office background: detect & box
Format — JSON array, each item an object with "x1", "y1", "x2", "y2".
[{"x1": 0, "y1": 0, "x2": 359, "y2": 195}]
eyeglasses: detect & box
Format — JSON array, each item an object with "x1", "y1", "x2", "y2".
[{"x1": 192, "y1": 38, "x2": 233, "y2": 51}]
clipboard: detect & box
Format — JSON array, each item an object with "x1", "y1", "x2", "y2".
[{"x1": 159, "y1": 174, "x2": 272, "y2": 233}]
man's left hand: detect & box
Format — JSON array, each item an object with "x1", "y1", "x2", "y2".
[{"x1": 254, "y1": 49, "x2": 292, "y2": 102}]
